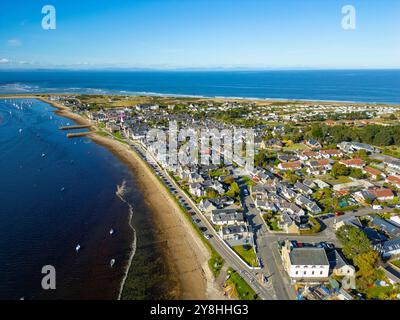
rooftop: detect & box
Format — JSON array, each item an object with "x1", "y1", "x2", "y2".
[{"x1": 289, "y1": 247, "x2": 329, "y2": 266}]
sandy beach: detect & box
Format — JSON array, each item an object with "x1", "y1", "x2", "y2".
[{"x1": 33, "y1": 97, "x2": 222, "y2": 300}]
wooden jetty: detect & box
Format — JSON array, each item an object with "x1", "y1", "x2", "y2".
[
  {"x1": 60, "y1": 125, "x2": 92, "y2": 130},
  {"x1": 67, "y1": 132, "x2": 91, "y2": 138}
]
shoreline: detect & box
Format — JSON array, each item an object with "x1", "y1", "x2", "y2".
[
  {"x1": 1, "y1": 93, "x2": 400, "y2": 107},
  {"x1": 30, "y1": 96, "x2": 222, "y2": 300}
]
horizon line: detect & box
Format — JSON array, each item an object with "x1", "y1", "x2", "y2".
[{"x1": 1, "y1": 66, "x2": 400, "y2": 72}]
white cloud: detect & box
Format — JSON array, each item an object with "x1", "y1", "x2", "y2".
[
  {"x1": 0, "y1": 58, "x2": 10, "y2": 64},
  {"x1": 7, "y1": 39, "x2": 22, "y2": 47}
]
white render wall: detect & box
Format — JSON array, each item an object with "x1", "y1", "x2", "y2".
[{"x1": 288, "y1": 264, "x2": 330, "y2": 279}]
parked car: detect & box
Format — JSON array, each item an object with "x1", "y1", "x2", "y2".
[
  {"x1": 204, "y1": 234, "x2": 212, "y2": 240},
  {"x1": 335, "y1": 211, "x2": 345, "y2": 217},
  {"x1": 373, "y1": 205, "x2": 383, "y2": 210}
]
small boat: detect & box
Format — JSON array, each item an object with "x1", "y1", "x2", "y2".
[
  {"x1": 110, "y1": 259, "x2": 115, "y2": 267},
  {"x1": 41, "y1": 153, "x2": 46, "y2": 158},
  {"x1": 60, "y1": 187, "x2": 65, "y2": 192},
  {"x1": 19, "y1": 128, "x2": 23, "y2": 133},
  {"x1": 109, "y1": 229, "x2": 114, "y2": 235},
  {"x1": 75, "y1": 244, "x2": 81, "y2": 252}
]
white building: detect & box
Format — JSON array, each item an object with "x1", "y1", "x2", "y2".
[{"x1": 282, "y1": 243, "x2": 330, "y2": 282}]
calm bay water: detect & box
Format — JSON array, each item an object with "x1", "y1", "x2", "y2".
[
  {"x1": 0, "y1": 98, "x2": 167, "y2": 299},
  {"x1": 0, "y1": 69, "x2": 399, "y2": 104}
]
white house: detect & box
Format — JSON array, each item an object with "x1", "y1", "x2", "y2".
[{"x1": 281, "y1": 242, "x2": 330, "y2": 282}]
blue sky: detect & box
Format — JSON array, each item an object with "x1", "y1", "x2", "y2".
[{"x1": 0, "y1": 0, "x2": 399, "y2": 69}]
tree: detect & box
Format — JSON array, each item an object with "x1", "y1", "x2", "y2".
[
  {"x1": 354, "y1": 251, "x2": 379, "y2": 279},
  {"x1": 226, "y1": 182, "x2": 240, "y2": 198},
  {"x1": 284, "y1": 171, "x2": 300, "y2": 184},
  {"x1": 336, "y1": 225, "x2": 372, "y2": 261},
  {"x1": 349, "y1": 168, "x2": 366, "y2": 179},
  {"x1": 331, "y1": 163, "x2": 350, "y2": 178}
]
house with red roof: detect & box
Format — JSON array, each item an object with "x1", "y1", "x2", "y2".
[
  {"x1": 363, "y1": 166, "x2": 386, "y2": 180},
  {"x1": 278, "y1": 161, "x2": 302, "y2": 171},
  {"x1": 386, "y1": 176, "x2": 400, "y2": 189},
  {"x1": 339, "y1": 158, "x2": 365, "y2": 169},
  {"x1": 369, "y1": 188, "x2": 395, "y2": 202}
]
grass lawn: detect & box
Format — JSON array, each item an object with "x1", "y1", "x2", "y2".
[
  {"x1": 382, "y1": 146, "x2": 400, "y2": 159},
  {"x1": 364, "y1": 284, "x2": 399, "y2": 300},
  {"x1": 112, "y1": 131, "x2": 124, "y2": 140},
  {"x1": 322, "y1": 175, "x2": 352, "y2": 185},
  {"x1": 208, "y1": 251, "x2": 224, "y2": 278},
  {"x1": 283, "y1": 143, "x2": 310, "y2": 151},
  {"x1": 266, "y1": 218, "x2": 283, "y2": 231},
  {"x1": 232, "y1": 245, "x2": 259, "y2": 267},
  {"x1": 225, "y1": 268, "x2": 259, "y2": 300},
  {"x1": 95, "y1": 130, "x2": 109, "y2": 137}
]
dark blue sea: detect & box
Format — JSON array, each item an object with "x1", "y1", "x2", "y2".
[
  {"x1": 0, "y1": 98, "x2": 167, "y2": 299},
  {"x1": 0, "y1": 69, "x2": 399, "y2": 104}
]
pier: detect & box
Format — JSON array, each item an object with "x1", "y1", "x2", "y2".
[
  {"x1": 66, "y1": 132, "x2": 91, "y2": 138},
  {"x1": 59, "y1": 125, "x2": 92, "y2": 130}
]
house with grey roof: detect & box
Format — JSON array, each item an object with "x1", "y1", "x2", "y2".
[
  {"x1": 382, "y1": 265, "x2": 400, "y2": 285},
  {"x1": 281, "y1": 242, "x2": 330, "y2": 282},
  {"x1": 295, "y1": 181, "x2": 313, "y2": 195},
  {"x1": 374, "y1": 237, "x2": 400, "y2": 259},
  {"x1": 220, "y1": 224, "x2": 252, "y2": 245},
  {"x1": 198, "y1": 199, "x2": 216, "y2": 213},
  {"x1": 295, "y1": 195, "x2": 322, "y2": 215},
  {"x1": 370, "y1": 217, "x2": 400, "y2": 238},
  {"x1": 326, "y1": 250, "x2": 355, "y2": 277},
  {"x1": 211, "y1": 209, "x2": 244, "y2": 226}
]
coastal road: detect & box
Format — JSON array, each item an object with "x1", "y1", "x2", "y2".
[
  {"x1": 129, "y1": 142, "x2": 278, "y2": 300},
  {"x1": 237, "y1": 178, "x2": 296, "y2": 300}
]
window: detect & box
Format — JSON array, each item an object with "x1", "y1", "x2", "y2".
[
  {"x1": 295, "y1": 271, "x2": 299, "y2": 275},
  {"x1": 320, "y1": 271, "x2": 323, "y2": 275},
  {"x1": 312, "y1": 271, "x2": 315, "y2": 275}
]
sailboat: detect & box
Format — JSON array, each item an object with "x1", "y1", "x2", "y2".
[
  {"x1": 110, "y1": 259, "x2": 115, "y2": 267},
  {"x1": 75, "y1": 244, "x2": 81, "y2": 252},
  {"x1": 109, "y1": 229, "x2": 114, "y2": 235}
]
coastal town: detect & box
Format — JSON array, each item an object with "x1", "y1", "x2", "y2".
[{"x1": 48, "y1": 94, "x2": 400, "y2": 300}]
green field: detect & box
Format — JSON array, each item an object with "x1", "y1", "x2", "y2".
[
  {"x1": 225, "y1": 268, "x2": 259, "y2": 300},
  {"x1": 283, "y1": 143, "x2": 310, "y2": 151},
  {"x1": 232, "y1": 245, "x2": 259, "y2": 267},
  {"x1": 321, "y1": 175, "x2": 352, "y2": 185}
]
